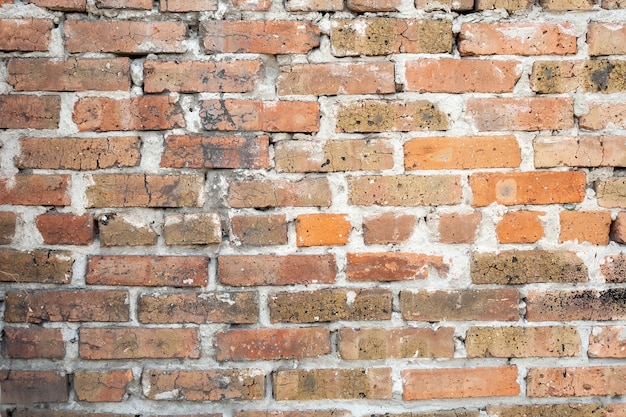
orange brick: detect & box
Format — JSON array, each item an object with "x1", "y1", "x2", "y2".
[
  {"x1": 0, "y1": 95, "x2": 60, "y2": 129},
  {"x1": 232, "y1": 0, "x2": 271, "y2": 10},
  {"x1": 74, "y1": 370, "x2": 133, "y2": 402},
  {"x1": 559, "y1": 211, "x2": 612, "y2": 245},
  {"x1": 159, "y1": 0, "x2": 217, "y2": 10},
  {"x1": 0, "y1": 19, "x2": 53, "y2": 52},
  {"x1": 0, "y1": 174, "x2": 70, "y2": 206},
  {"x1": 349, "y1": 175, "x2": 462, "y2": 206},
  {"x1": 580, "y1": 101, "x2": 626, "y2": 130},
  {"x1": 346, "y1": 252, "x2": 449, "y2": 281},
  {"x1": 363, "y1": 213, "x2": 417, "y2": 244},
  {"x1": 588, "y1": 23, "x2": 626, "y2": 56},
  {"x1": 496, "y1": 211, "x2": 545, "y2": 243},
  {"x1": 228, "y1": 178, "x2": 331, "y2": 208},
  {"x1": 437, "y1": 212, "x2": 482, "y2": 244},
  {"x1": 296, "y1": 214, "x2": 350, "y2": 246},
  {"x1": 527, "y1": 366, "x2": 626, "y2": 397},
  {"x1": 1, "y1": 327, "x2": 65, "y2": 359},
  {"x1": 589, "y1": 326, "x2": 626, "y2": 358},
  {"x1": 36, "y1": 213, "x2": 94, "y2": 245},
  {"x1": 29, "y1": 0, "x2": 85, "y2": 10}
]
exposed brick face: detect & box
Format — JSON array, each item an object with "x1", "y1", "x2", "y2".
[
  {"x1": 0, "y1": 19, "x2": 53, "y2": 51},
  {"x1": 0, "y1": 95, "x2": 60, "y2": 129},
  {"x1": 1, "y1": 327, "x2": 66, "y2": 359},
  {"x1": 74, "y1": 370, "x2": 133, "y2": 402},
  {"x1": 230, "y1": 214, "x2": 287, "y2": 246},
  {"x1": 363, "y1": 213, "x2": 416, "y2": 244},
  {"x1": 349, "y1": 175, "x2": 462, "y2": 206},
  {"x1": 466, "y1": 326, "x2": 581, "y2": 357},
  {"x1": 0, "y1": 371, "x2": 69, "y2": 404},
  {"x1": 0, "y1": 249, "x2": 73, "y2": 284},
  {"x1": 36, "y1": 213, "x2": 94, "y2": 245},
  {"x1": 346, "y1": 252, "x2": 448, "y2": 281},
  {"x1": 527, "y1": 366, "x2": 626, "y2": 397},
  {"x1": 496, "y1": 211, "x2": 545, "y2": 243}
]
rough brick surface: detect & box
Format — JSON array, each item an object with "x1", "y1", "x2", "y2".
[
  {"x1": 466, "y1": 326, "x2": 581, "y2": 357},
  {"x1": 531, "y1": 60, "x2": 626, "y2": 93},
  {"x1": 596, "y1": 178, "x2": 626, "y2": 208},
  {"x1": 346, "y1": 252, "x2": 448, "y2": 281},
  {"x1": 437, "y1": 212, "x2": 482, "y2": 244},
  {"x1": 580, "y1": 101, "x2": 626, "y2": 130},
  {"x1": 588, "y1": 23, "x2": 626, "y2": 55},
  {"x1": 228, "y1": 178, "x2": 331, "y2": 208},
  {"x1": 559, "y1": 211, "x2": 612, "y2": 244},
  {"x1": 0, "y1": 371, "x2": 69, "y2": 404},
  {"x1": 1, "y1": 327, "x2": 65, "y2": 359},
  {"x1": 588, "y1": 326, "x2": 626, "y2": 358},
  {"x1": 349, "y1": 175, "x2": 462, "y2": 206},
  {"x1": 496, "y1": 211, "x2": 545, "y2": 243},
  {"x1": 534, "y1": 136, "x2": 626, "y2": 167},
  {"x1": 0, "y1": 95, "x2": 60, "y2": 129},
  {"x1": 0, "y1": 212, "x2": 16, "y2": 244},
  {"x1": 74, "y1": 370, "x2": 133, "y2": 402},
  {"x1": 0, "y1": 19, "x2": 53, "y2": 51},
  {"x1": 0, "y1": 248, "x2": 73, "y2": 284},
  {"x1": 527, "y1": 366, "x2": 626, "y2": 397},
  {"x1": 230, "y1": 214, "x2": 288, "y2": 246},
  {"x1": 296, "y1": 213, "x2": 351, "y2": 246},
  {"x1": 164, "y1": 213, "x2": 222, "y2": 245},
  {"x1": 36, "y1": 213, "x2": 94, "y2": 245},
  {"x1": 526, "y1": 289, "x2": 626, "y2": 321},
  {"x1": 98, "y1": 213, "x2": 158, "y2": 246},
  {"x1": 363, "y1": 213, "x2": 416, "y2": 244},
  {"x1": 602, "y1": 254, "x2": 626, "y2": 282},
  {"x1": 338, "y1": 328, "x2": 454, "y2": 359}
]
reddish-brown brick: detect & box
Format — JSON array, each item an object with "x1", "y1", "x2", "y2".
[
  {"x1": 526, "y1": 289, "x2": 626, "y2": 321},
  {"x1": 274, "y1": 368, "x2": 392, "y2": 400},
  {"x1": 0, "y1": 371, "x2": 69, "y2": 404},
  {"x1": 401, "y1": 289, "x2": 519, "y2": 321},
  {"x1": 588, "y1": 23, "x2": 626, "y2": 56},
  {"x1": 143, "y1": 369, "x2": 264, "y2": 400},
  {"x1": 96, "y1": 0, "x2": 152, "y2": 8},
  {"x1": 0, "y1": 249, "x2": 72, "y2": 284},
  {"x1": 363, "y1": 213, "x2": 416, "y2": 244},
  {"x1": 470, "y1": 172, "x2": 586, "y2": 207},
  {"x1": 201, "y1": 21, "x2": 320, "y2": 54},
  {"x1": 29, "y1": 0, "x2": 85, "y2": 10},
  {"x1": 7, "y1": 58, "x2": 130, "y2": 91},
  {"x1": 496, "y1": 211, "x2": 545, "y2": 243},
  {"x1": 215, "y1": 328, "x2": 330, "y2": 361},
  {"x1": 74, "y1": 370, "x2": 133, "y2": 402},
  {"x1": 200, "y1": 100, "x2": 319, "y2": 132},
  {"x1": 0, "y1": 174, "x2": 69, "y2": 206},
  {"x1": 164, "y1": 213, "x2": 221, "y2": 245},
  {"x1": 160, "y1": 0, "x2": 217, "y2": 10},
  {"x1": 65, "y1": 20, "x2": 187, "y2": 54},
  {"x1": 0, "y1": 95, "x2": 60, "y2": 129},
  {"x1": 36, "y1": 213, "x2": 94, "y2": 245},
  {"x1": 228, "y1": 178, "x2": 331, "y2": 208},
  {"x1": 347, "y1": 0, "x2": 401, "y2": 10},
  {"x1": 1, "y1": 327, "x2": 65, "y2": 359},
  {"x1": 346, "y1": 252, "x2": 449, "y2": 281},
  {"x1": 73, "y1": 96, "x2": 184, "y2": 132},
  {"x1": 338, "y1": 327, "x2": 454, "y2": 359},
  {"x1": 285, "y1": 0, "x2": 342, "y2": 9},
  {"x1": 11, "y1": 411, "x2": 137, "y2": 417},
  {"x1": 79, "y1": 327, "x2": 199, "y2": 359},
  {"x1": 86, "y1": 255, "x2": 208, "y2": 287},
  {"x1": 349, "y1": 175, "x2": 462, "y2": 206},
  {"x1": 232, "y1": 0, "x2": 271, "y2": 10},
  {"x1": 98, "y1": 213, "x2": 158, "y2": 247},
  {"x1": 436, "y1": 212, "x2": 482, "y2": 244},
  {"x1": 597, "y1": 178, "x2": 626, "y2": 208},
  {"x1": 467, "y1": 97, "x2": 573, "y2": 131},
  {"x1": 580, "y1": 102, "x2": 626, "y2": 130},
  {"x1": 138, "y1": 291, "x2": 258, "y2": 324},
  {"x1": 0, "y1": 19, "x2": 53, "y2": 51},
  {"x1": 559, "y1": 211, "x2": 612, "y2": 245},
  {"x1": 527, "y1": 366, "x2": 626, "y2": 397},
  {"x1": 0, "y1": 212, "x2": 16, "y2": 245},
  {"x1": 144, "y1": 60, "x2": 261, "y2": 93},
  {"x1": 230, "y1": 214, "x2": 287, "y2": 246},
  {"x1": 405, "y1": 136, "x2": 521, "y2": 170},
  {"x1": 4, "y1": 289, "x2": 129, "y2": 323},
  {"x1": 218, "y1": 254, "x2": 336, "y2": 286},
  {"x1": 534, "y1": 136, "x2": 626, "y2": 168},
  {"x1": 161, "y1": 135, "x2": 269, "y2": 169},
  {"x1": 589, "y1": 326, "x2": 626, "y2": 358},
  {"x1": 602, "y1": 254, "x2": 626, "y2": 282},
  {"x1": 403, "y1": 367, "x2": 519, "y2": 400},
  {"x1": 296, "y1": 214, "x2": 351, "y2": 247}
]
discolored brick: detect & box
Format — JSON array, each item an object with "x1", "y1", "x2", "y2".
[
  {"x1": 0, "y1": 95, "x2": 60, "y2": 129},
  {"x1": 230, "y1": 214, "x2": 287, "y2": 246},
  {"x1": 437, "y1": 212, "x2": 482, "y2": 244},
  {"x1": 346, "y1": 252, "x2": 449, "y2": 281},
  {"x1": 228, "y1": 178, "x2": 331, "y2": 208},
  {"x1": 74, "y1": 370, "x2": 133, "y2": 402},
  {"x1": 0, "y1": 371, "x2": 69, "y2": 404},
  {"x1": 164, "y1": 213, "x2": 222, "y2": 245},
  {"x1": 534, "y1": 136, "x2": 626, "y2": 168},
  {"x1": 588, "y1": 23, "x2": 626, "y2": 56},
  {"x1": 580, "y1": 102, "x2": 626, "y2": 130},
  {"x1": 363, "y1": 213, "x2": 416, "y2": 245},
  {"x1": 597, "y1": 178, "x2": 626, "y2": 208},
  {"x1": 1, "y1": 327, "x2": 65, "y2": 359},
  {"x1": 98, "y1": 213, "x2": 158, "y2": 247},
  {"x1": 527, "y1": 366, "x2": 626, "y2": 397},
  {"x1": 0, "y1": 212, "x2": 16, "y2": 244},
  {"x1": 36, "y1": 213, "x2": 94, "y2": 245},
  {"x1": 0, "y1": 19, "x2": 53, "y2": 52},
  {"x1": 588, "y1": 326, "x2": 626, "y2": 358},
  {"x1": 0, "y1": 248, "x2": 72, "y2": 284},
  {"x1": 526, "y1": 289, "x2": 626, "y2": 321},
  {"x1": 349, "y1": 175, "x2": 462, "y2": 206},
  {"x1": 601, "y1": 253, "x2": 626, "y2": 282}
]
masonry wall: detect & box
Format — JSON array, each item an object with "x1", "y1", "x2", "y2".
[{"x1": 1, "y1": 0, "x2": 626, "y2": 415}]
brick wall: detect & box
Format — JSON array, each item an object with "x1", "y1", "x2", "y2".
[{"x1": 1, "y1": 0, "x2": 626, "y2": 415}]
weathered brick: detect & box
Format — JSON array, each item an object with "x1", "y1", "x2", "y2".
[
  {"x1": 560, "y1": 211, "x2": 611, "y2": 245},
  {"x1": 275, "y1": 139, "x2": 393, "y2": 173},
  {"x1": 466, "y1": 326, "x2": 580, "y2": 358},
  {"x1": 363, "y1": 213, "x2": 416, "y2": 244},
  {"x1": 337, "y1": 100, "x2": 448, "y2": 133},
  {"x1": 487, "y1": 404, "x2": 618, "y2": 417},
  {"x1": 527, "y1": 366, "x2": 626, "y2": 397},
  {"x1": 277, "y1": 62, "x2": 395, "y2": 96},
  {"x1": 79, "y1": 327, "x2": 200, "y2": 359},
  {"x1": 0, "y1": 249, "x2": 72, "y2": 284},
  {"x1": 0, "y1": 371, "x2": 69, "y2": 404},
  {"x1": 471, "y1": 250, "x2": 588, "y2": 284},
  {"x1": 0, "y1": 174, "x2": 70, "y2": 206},
  {"x1": 228, "y1": 178, "x2": 331, "y2": 208},
  {"x1": 232, "y1": 0, "x2": 271, "y2": 10},
  {"x1": 86, "y1": 255, "x2": 208, "y2": 287},
  {"x1": 230, "y1": 214, "x2": 287, "y2": 246},
  {"x1": 531, "y1": 61, "x2": 626, "y2": 94},
  {"x1": 218, "y1": 254, "x2": 336, "y2": 286},
  {"x1": 403, "y1": 366, "x2": 519, "y2": 400},
  {"x1": 331, "y1": 19, "x2": 452, "y2": 56},
  {"x1": 470, "y1": 172, "x2": 586, "y2": 207},
  {"x1": 0, "y1": 95, "x2": 60, "y2": 129},
  {"x1": 11, "y1": 411, "x2": 135, "y2": 417},
  {"x1": 589, "y1": 326, "x2": 626, "y2": 358},
  {"x1": 138, "y1": 291, "x2": 258, "y2": 324},
  {"x1": 285, "y1": 0, "x2": 342, "y2": 9},
  {"x1": 401, "y1": 289, "x2": 519, "y2": 321},
  {"x1": 496, "y1": 211, "x2": 545, "y2": 244},
  {"x1": 580, "y1": 101, "x2": 626, "y2": 130},
  {"x1": 65, "y1": 20, "x2": 187, "y2": 54},
  {"x1": 541, "y1": 0, "x2": 594, "y2": 9},
  {"x1": 349, "y1": 175, "x2": 462, "y2": 206},
  {"x1": 274, "y1": 368, "x2": 392, "y2": 400},
  {"x1": 1, "y1": 327, "x2": 65, "y2": 359},
  {"x1": 236, "y1": 412, "x2": 351, "y2": 417},
  {"x1": 588, "y1": 23, "x2": 626, "y2": 56},
  {"x1": 201, "y1": 21, "x2": 319, "y2": 54},
  {"x1": 144, "y1": 60, "x2": 261, "y2": 93},
  {"x1": 475, "y1": 0, "x2": 533, "y2": 10},
  {"x1": 296, "y1": 214, "x2": 350, "y2": 246},
  {"x1": 143, "y1": 369, "x2": 264, "y2": 401},
  {"x1": 338, "y1": 327, "x2": 454, "y2": 359},
  {"x1": 597, "y1": 178, "x2": 626, "y2": 208},
  {"x1": 526, "y1": 289, "x2": 626, "y2": 321},
  {"x1": 86, "y1": 174, "x2": 203, "y2": 208},
  {"x1": 160, "y1": 0, "x2": 217, "y2": 10},
  {"x1": 602, "y1": 254, "x2": 626, "y2": 282},
  {"x1": 96, "y1": 0, "x2": 152, "y2": 8},
  {"x1": 416, "y1": 0, "x2": 473, "y2": 9},
  {"x1": 200, "y1": 100, "x2": 319, "y2": 132},
  {"x1": 17, "y1": 137, "x2": 141, "y2": 170},
  {"x1": 164, "y1": 213, "x2": 222, "y2": 245},
  {"x1": 74, "y1": 370, "x2": 133, "y2": 402},
  {"x1": 602, "y1": 0, "x2": 626, "y2": 6},
  {"x1": 7, "y1": 58, "x2": 130, "y2": 91},
  {"x1": 29, "y1": 0, "x2": 85, "y2": 10},
  {"x1": 0, "y1": 19, "x2": 53, "y2": 51},
  {"x1": 98, "y1": 213, "x2": 158, "y2": 246},
  {"x1": 0, "y1": 212, "x2": 17, "y2": 244},
  {"x1": 36, "y1": 213, "x2": 94, "y2": 245},
  {"x1": 436, "y1": 212, "x2": 482, "y2": 244},
  {"x1": 372, "y1": 412, "x2": 479, "y2": 417},
  {"x1": 404, "y1": 136, "x2": 521, "y2": 170},
  {"x1": 459, "y1": 23, "x2": 576, "y2": 55},
  {"x1": 347, "y1": 0, "x2": 401, "y2": 11},
  {"x1": 346, "y1": 252, "x2": 449, "y2": 281},
  {"x1": 215, "y1": 328, "x2": 330, "y2": 361},
  {"x1": 534, "y1": 136, "x2": 626, "y2": 167},
  {"x1": 269, "y1": 289, "x2": 392, "y2": 323},
  {"x1": 74, "y1": 96, "x2": 184, "y2": 132},
  {"x1": 161, "y1": 135, "x2": 269, "y2": 169},
  {"x1": 4, "y1": 289, "x2": 129, "y2": 323}
]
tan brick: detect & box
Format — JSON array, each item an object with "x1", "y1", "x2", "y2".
[
  {"x1": 74, "y1": 370, "x2": 133, "y2": 402},
  {"x1": 1, "y1": 327, "x2": 65, "y2": 359},
  {"x1": 346, "y1": 252, "x2": 449, "y2": 281},
  {"x1": 496, "y1": 211, "x2": 545, "y2": 244},
  {"x1": 164, "y1": 213, "x2": 221, "y2": 245},
  {"x1": 541, "y1": 0, "x2": 595, "y2": 9},
  {"x1": 437, "y1": 212, "x2": 482, "y2": 244},
  {"x1": 526, "y1": 289, "x2": 626, "y2": 321},
  {"x1": 580, "y1": 101, "x2": 626, "y2": 130},
  {"x1": 230, "y1": 214, "x2": 287, "y2": 246},
  {"x1": 475, "y1": 0, "x2": 533, "y2": 10},
  {"x1": 487, "y1": 404, "x2": 617, "y2": 417},
  {"x1": 285, "y1": 0, "x2": 342, "y2": 9},
  {"x1": 160, "y1": 0, "x2": 218, "y2": 10},
  {"x1": 0, "y1": 174, "x2": 70, "y2": 206},
  {"x1": 36, "y1": 213, "x2": 93, "y2": 245},
  {"x1": 98, "y1": 213, "x2": 158, "y2": 246},
  {"x1": 349, "y1": 175, "x2": 462, "y2": 206},
  {"x1": 588, "y1": 23, "x2": 626, "y2": 56},
  {"x1": 589, "y1": 326, "x2": 626, "y2": 358},
  {"x1": 602, "y1": 0, "x2": 626, "y2": 6},
  {"x1": 0, "y1": 19, "x2": 53, "y2": 52},
  {"x1": 559, "y1": 211, "x2": 611, "y2": 245},
  {"x1": 531, "y1": 61, "x2": 626, "y2": 93},
  {"x1": 527, "y1": 366, "x2": 626, "y2": 397},
  {"x1": 363, "y1": 213, "x2": 416, "y2": 244},
  {"x1": 228, "y1": 178, "x2": 331, "y2": 208},
  {"x1": 534, "y1": 136, "x2": 626, "y2": 167},
  {"x1": 597, "y1": 178, "x2": 626, "y2": 208},
  {"x1": 601, "y1": 254, "x2": 626, "y2": 282},
  {"x1": 0, "y1": 371, "x2": 69, "y2": 404},
  {"x1": 347, "y1": 0, "x2": 401, "y2": 10},
  {"x1": 0, "y1": 212, "x2": 16, "y2": 244},
  {"x1": 296, "y1": 214, "x2": 350, "y2": 247},
  {"x1": 0, "y1": 249, "x2": 72, "y2": 284},
  {"x1": 0, "y1": 95, "x2": 60, "y2": 129}
]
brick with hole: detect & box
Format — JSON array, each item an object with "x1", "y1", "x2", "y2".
[
  {"x1": 0, "y1": 95, "x2": 60, "y2": 129},
  {"x1": 0, "y1": 371, "x2": 69, "y2": 404},
  {"x1": 0, "y1": 19, "x2": 53, "y2": 51},
  {"x1": 36, "y1": 213, "x2": 94, "y2": 245},
  {"x1": 164, "y1": 213, "x2": 222, "y2": 245},
  {"x1": 363, "y1": 213, "x2": 416, "y2": 244},
  {"x1": 559, "y1": 211, "x2": 611, "y2": 245},
  {"x1": 588, "y1": 326, "x2": 626, "y2": 358},
  {"x1": 98, "y1": 213, "x2": 158, "y2": 247},
  {"x1": 496, "y1": 211, "x2": 545, "y2": 244},
  {"x1": 527, "y1": 366, "x2": 626, "y2": 397},
  {"x1": 296, "y1": 214, "x2": 350, "y2": 246},
  {"x1": 0, "y1": 249, "x2": 72, "y2": 284},
  {"x1": 228, "y1": 178, "x2": 331, "y2": 208},
  {"x1": 230, "y1": 214, "x2": 288, "y2": 246},
  {"x1": 0, "y1": 212, "x2": 16, "y2": 244},
  {"x1": 534, "y1": 136, "x2": 626, "y2": 168},
  {"x1": 436, "y1": 212, "x2": 482, "y2": 244},
  {"x1": 74, "y1": 370, "x2": 133, "y2": 402},
  {"x1": 349, "y1": 175, "x2": 462, "y2": 206},
  {"x1": 1, "y1": 327, "x2": 65, "y2": 359},
  {"x1": 346, "y1": 252, "x2": 449, "y2": 281},
  {"x1": 526, "y1": 289, "x2": 626, "y2": 321}
]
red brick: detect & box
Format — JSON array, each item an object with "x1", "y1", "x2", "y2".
[
  {"x1": 402, "y1": 366, "x2": 519, "y2": 400},
  {"x1": 597, "y1": 178, "x2": 626, "y2": 208},
  {"x1": 0, "y1": 174, "x2": 69, "y2": 206},
  {"x1": 277, "y1": 62, "x2": 395, "y2": 96},
  {"x1": 228, "y1": 178, "x2": 331, "y2": 208},
  {"x1": 7, "y1": 58, "x2": 130, "y2": 91},
  {"x1": 164, "y1": 213, "x2": 221, "y2": 245},
  {"x1": 0, "y1": 212, "x2": 16, "y2": 244},
  {"x1": 86, "y1": 255, "x2": 208, "y2": 287},
  {"x1": 73, "y1": 96, "x2": 184, "y2": 132},
  {"x1": 534, "y1": 136, "x2": 626, "y2": 168},
  {"x1": 0, "y1": 19, "x2": 53, "y2": 51},
  {"x1": 201, "y1": 21, "x2": 319, "y2": 54},
  {"x1": 347, "y1": 0, "x2": 400, "y2": 10},
  {"x1": 0, "y1": 95, "x2": 60, "y2": 129},
  {"x1": 588, "y1": 23, "x2": 626, "y2": 56},
  {"x1": 74, "y1": 370, "x2": 133, "y2": 402},
  {"x1": 527, "y1": 366, "x2": 626, "y2": 397},
  {"x1": 230, "y1": 214, "x2": 287, "y2": 246},
  {"x1": 161, "y1": 135, "x2": 269, "y2": 169},
  {"x1": 36, "y1": 213, "x2": 94, "y2": 245},
  {"x1": 215, "y1": 328, "x2": 330, "y2": 361},
  {"x1": 601, "y1": 254, "x2": 626, "y2": 282},
  {"x1": 17, "y1": 137, "x2": 141, "y2": 170},
  {"x1": 29, "y1": 0, "x2": 85, "y2": 10},
  {"x1": 160, "y1": 0, "x2": 217, "y2": 10},
  {"x1": 400, "y1": 289, "x2": 519, "y2": 321},
  {"x1": 65, "y1": 20, "x2": 187, "y2": 54},
  {"x1": 218, "y1": 254, "x2": 336, "y2": 286},
  {"x1": 232, "y1": 0, "x2": 271, "y2": 10},
  {"x1": 4, "y1": 289, "x2": 129, "y2": 323},
  {"x1": 144, "y1": 60, "x2": 261, "y2": 93},
  {"x1": 459, "y1": 23, "x2": 577, "y2": 55},
  {"x1": 589, "y1": 326, "x2": 626, "y2": 358},
  {"x1": 96, "y1": 0, "x2": 152, "y2": 8},
  {"x1": 470, "y1": 171, "x2": 586, "y2": 207},
  {"x1": 338, "y1": 327, "x2": 454, "y2": 359},
  {"x1": 200, "y1": 100, "x2": 319, "y2": 132},
  {"x1": 363, "y1": 213, "x2": 416, "y2": 244},
  {"x1": 526, "y1": 289, "x2": 626, "y2": 321},
  {"x1": 467, "y1": 97, "x2": 573, "y2": 131},
  {"x1": 79, "y1": 327, "x2": 199, "y2": 359},
  {"x1": 98, "y1": 213, "x2": 158, "y2": 247},
  {"x1": 405, "y1": 136, "x2": 521, "y2": 170},
  {"x1": 349, "y1": 175, "x2": 462, "y2": 206},
  {"x1": 436, "y1": 212, "x2": 482, "y2": 244},
  {"x1": 0, "y1": 371, "x2": 69, "y2": 404},
  {"x1": 559, "y1": 211, "x2": 612, "y2": 245},
  {"x1": 0, "y1": 248, "x2": 72, "y2": 284},
  {"x1": 580, "y1": 101, "x2": 626, "y2": 130},
  {"x1": 496, "y1": 211, "x2": 545, "y2": 243},
  {"x1": 143, "y1": 369, "x2": 264, "y2": 400},
  {"x1": 1, "y1": 327, "x2": 65, "y2": 359},
  {"x1": 138, "y1": 291, "x2": 258, "y2": 324},
  {"x1": 296, "y1": 213, "x2": 351, "y2": 246},
  {"x1": 346, "y1": 252, "x2": 449, "y2": 281}
]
